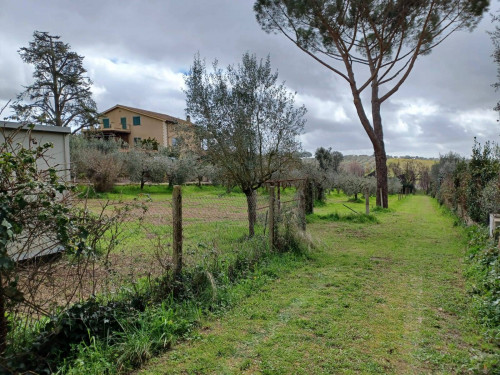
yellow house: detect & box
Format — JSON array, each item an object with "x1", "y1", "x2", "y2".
[{"x1": 94, "y1": 104, "x2": 193, "y2": 148}]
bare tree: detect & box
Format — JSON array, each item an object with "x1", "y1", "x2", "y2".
[
  {"x1": 254, "y1": 0, "x2": 489, "y2": 207},
  {"x1": 185, "y1": 52, "x2": 306, "y2": 236},
  {"x1": 389, "y1": 160, "x2": 418, "y2": 193},
  {"x1": 343, "y1": 160, "x2": 365, "y2": 177}
]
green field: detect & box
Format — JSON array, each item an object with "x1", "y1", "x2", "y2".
[{"x1": 135, "y1": 194, "x2": 494, "y2": 374}]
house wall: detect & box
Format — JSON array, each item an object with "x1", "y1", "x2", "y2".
[
  {"x1": 99, "y1": 107, "x2": 196, "y2": 149},
  {"x1": 100, "y1": 108, "x2": 164, "y2": 146}
]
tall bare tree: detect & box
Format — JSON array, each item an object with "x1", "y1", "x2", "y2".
[
  {"x1": 185, "y1": 52, "x2": 306, "y2": 236},
  {"x1": 11, "y1": 31, "x2": 98, "y2": 132},
  {"x1": 254, "y1": 0, "x2": 489, "y2": 207}
]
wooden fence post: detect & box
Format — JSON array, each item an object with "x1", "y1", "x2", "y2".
[
  {"x1": 277, "y1": 181, "x2": 281, "y2": 217},
  {"x1": 305, "y1": 178, "x2": 314, "y2": 214},
  {"x1": 172, "y1": 185, "x2": 182, "y2": 277},
  {"x1": 298, "y1": 185, "x2": 306, "y2": 231},
  {"x1": 269, "y1": 184, "x2": 275, "y2": 250},
  {"x1": 365, "y1": 191, "x2": 370, "y2": 215}
]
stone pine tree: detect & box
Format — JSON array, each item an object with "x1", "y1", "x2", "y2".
[
  {"x1": 254, "y1": 0, "x2": 489, "y2": 207},
  {"x1": 185, "y1": 52, "x2": 306, "y2": 237},
  {"x1": 491, "y1": 11, "x2": 500, "y2": 111},
  {"x1": 12, "y1": 31, "x2": 98, "y2": 132}
]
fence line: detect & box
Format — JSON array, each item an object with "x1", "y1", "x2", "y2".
[{"x1": 13, "y1": 183, "x2": 310, "y2": 322}]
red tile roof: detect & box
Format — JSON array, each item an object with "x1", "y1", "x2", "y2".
[{"x1": 101, "y1": 104, "x2": 190, "y2": 125}]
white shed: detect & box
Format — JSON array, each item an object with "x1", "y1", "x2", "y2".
[
  {"x1": 1, "y1": 122, "x2": 72, "y2": 260},
  {"x1": 0, "y1": 121, "x2": 71, "y2": 181}
]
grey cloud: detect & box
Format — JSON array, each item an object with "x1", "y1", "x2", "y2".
[{"x1": 1, "y1": 0, "x2": 499, "y2": 157}]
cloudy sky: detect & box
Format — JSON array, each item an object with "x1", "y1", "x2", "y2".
[{"x1": 1, "y1": 0, "x2": 499, "y2": 157}]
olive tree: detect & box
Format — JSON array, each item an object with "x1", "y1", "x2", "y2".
[
  {"x1": 185, "y1": 52, "x2": 306, "y2": 236},
  {"x1": 70, "y1": 135, "x2": 124, "y2": 192},
  {"x1": 336, "y1": 173, "x2": 375, "y2": 201},
  {"x1": 254, "y1": 0, "x2": 489, "y2": 207}
]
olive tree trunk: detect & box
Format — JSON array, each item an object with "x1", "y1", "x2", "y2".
[{"x1": 245, "y1": 189, "x2": 257, "y2": 237}]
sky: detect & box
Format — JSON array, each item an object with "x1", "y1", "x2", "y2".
[{"x1": 1, "y1": 0, "x2": 499, "y2": 158}]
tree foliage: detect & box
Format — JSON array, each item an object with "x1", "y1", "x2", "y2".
[
  {"x1": 430, "y1": 140, "x2": 500, "y2": 224},
  {"x1": 491, "y1": 11, "x2": 500, "y2": 111},
  {"x1": 315, "y1": 146, "x2": 343, "y2": 172},
  {"x1": 184, "y1": 52, "x2": 306, "y2": 236},
  {"x1": 254, "y1": 0, "x2": 489, "y2": 208},
  {"x1": 12, "y1": 31, "x2": 98, "y2": 132}
]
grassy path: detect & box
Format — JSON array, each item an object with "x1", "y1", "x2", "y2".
[{"x1": 137, "y1": 195, "x2": 481, "y2": 374}]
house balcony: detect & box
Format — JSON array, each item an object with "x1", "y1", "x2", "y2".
[{"x1": 97, "y1": 127, "x2": 131, "y2": 134}]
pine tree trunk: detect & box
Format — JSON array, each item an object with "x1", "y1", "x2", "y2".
[
  {"x1": 245, "y1": 190, "x2": 257, "y2": 237},
  {"x1": 374, "y1": 148, "x2": 388, "y2": 208}
]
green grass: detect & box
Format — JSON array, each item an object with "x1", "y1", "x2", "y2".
[
  {"x1": 313, "y1": 190, "x2": 403, "y2": 216},
  {"x1": 135, "y1": 194, "x2": 495, "y2": 374},
  {"x1": 79, "y1": 183, "x2": 299, "y2": 201},
  {"x1": 52, "y1": 246, "x2": 308, "y2": 375}
]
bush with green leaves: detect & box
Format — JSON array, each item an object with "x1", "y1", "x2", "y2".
[
  {"x1": 467, "y1": 140, "x2": 500, "y2": 223},
  {"x1": 464, "y1": 225, "x2": 500, "y2": 351},
  {"x1": 0, "y1": 128, "x2": 122, "y2": 354},
  {"x1": 429, "y1": 140, "x2": 499, "y2": 224}
]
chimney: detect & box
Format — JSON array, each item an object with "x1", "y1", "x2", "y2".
[{"x1": 186, "y1": 115, "x2": 191, "y2": 122}]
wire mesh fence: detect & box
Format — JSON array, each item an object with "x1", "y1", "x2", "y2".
[{"x1": 12, "y1": 181, "x2": 308, "y2": 324}]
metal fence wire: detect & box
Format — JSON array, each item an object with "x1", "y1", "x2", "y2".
[{"x1": 13, "y1": 182, "x2": 308, "y2": 322}]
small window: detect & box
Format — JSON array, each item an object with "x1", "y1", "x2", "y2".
[
  {"x1": 133, "y1": 116, "x2": 141, "y2": 126},
  {"x1": 171, "y1": 137, "x2": 177, "y2": 146},
  {"x1": 121, "y1": 117, "x2": 127, "y2": 129},
  {"x1": 133, "y1": 137, "x2": 142, "y2": 146},
  {"x1": 103, "y1": 118, "x2": 110, "y2": 128}
]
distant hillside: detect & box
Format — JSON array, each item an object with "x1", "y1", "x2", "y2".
[
  {"x1": 341, "y1": 155, "x2": 437, "y2": 174},
  {"x1": 387, "y1": 157, "x2": 437, "y2": 169},
  {"x1": 341, "y1": 155, "x2": 375, "y2": 171}
]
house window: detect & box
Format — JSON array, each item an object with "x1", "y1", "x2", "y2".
[
  {"x1": 171, "y1": 137, "x2": 177, "y2": 146},
  {"x1": 133, "y1": 137, "x2": 142, "y2": 146},
  {"x1": 121, "y1": 117, "x2": 127, "y2": 129},
  {"x1": 103, "y1": 118, "x2": 110, "y2": 128},
  {"x1": 133, "y1": 116, "x2": 141, "y2": 126}
]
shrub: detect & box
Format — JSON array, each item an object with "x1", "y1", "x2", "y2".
[
  {"x1": 465, "y1": 226, "x2": 500, "y2": 346},
  {"x1": 70, "y1": 135, "x2": 125, "y2": 192}
]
